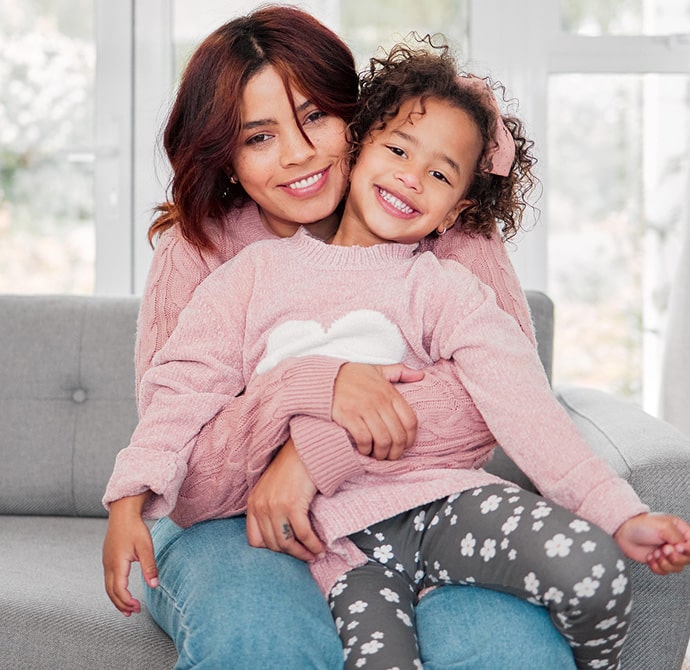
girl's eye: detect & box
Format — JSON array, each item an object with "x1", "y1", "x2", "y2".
[
  {"x1": 387, "y1": 146, "x2": 406, "y2": 157},
  {"x1": 246, "y1": 132, "x2": 272, "y2": 146},
  {"x1": 431, "y1": 170, "x2": 451, "y2": 185}
]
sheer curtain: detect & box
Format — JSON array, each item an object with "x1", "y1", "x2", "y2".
[{"x1": 660, "y1": 170, "x2": 690, "y2": 437}]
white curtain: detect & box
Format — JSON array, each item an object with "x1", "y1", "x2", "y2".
[{"x1": 659, "y1": 169, "x2": 690, "y2": 438}]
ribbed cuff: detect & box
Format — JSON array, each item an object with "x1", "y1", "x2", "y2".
[{"x1": 290, "y1": 416, "x2": 363, "y2": 496}]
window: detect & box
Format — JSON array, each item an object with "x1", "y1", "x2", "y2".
[{"x1": 0, "y1": 0, "x2": 96, "y2": 293}]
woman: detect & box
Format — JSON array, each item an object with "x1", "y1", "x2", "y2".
[{"x1": 103, "y1": 6, "x2": 577, "y2": 668}]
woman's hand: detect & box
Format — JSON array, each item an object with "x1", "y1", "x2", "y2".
[
  {"x1": 246, "y1": 438, "x2": 325, "y2": 562},
  {"x1": 102, "y1": 492, "x2": 159, "y2": 616},
  {"x1": 332, "y1": 362, "x2": 424, "y2": 461},
  {"x1": 614, "y1": 513, "x2": 690, "y2": 575}
]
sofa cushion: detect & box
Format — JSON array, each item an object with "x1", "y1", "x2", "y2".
[
  {"x1": 0, "y1": 515, "x2": 176, "y2": 669},
  {"x1": 0, "y1": 295, "x2": 140, "y2": 517}
]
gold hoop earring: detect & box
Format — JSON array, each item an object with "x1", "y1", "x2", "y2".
[{"x1": 438, "y1": 225, "x2": 447, "y2": 236}]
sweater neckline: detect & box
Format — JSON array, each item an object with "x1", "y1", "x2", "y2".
[{"x1": 290, "y1": 226, "x2": 419, "y2": 268}]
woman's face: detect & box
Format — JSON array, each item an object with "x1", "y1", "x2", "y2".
[{"x1": 232, "y1": 66, "x2": 350, "y2": 239}]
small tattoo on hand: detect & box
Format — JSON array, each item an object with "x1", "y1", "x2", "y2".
[{"x1": 282, "y1": 522, "x2": 293, "y2": 540}]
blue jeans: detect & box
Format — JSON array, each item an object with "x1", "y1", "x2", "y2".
[{"x1": 145, "y1": 516, "x2": 576, "y2": 670}]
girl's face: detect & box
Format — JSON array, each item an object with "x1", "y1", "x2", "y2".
[
  {"x1": 336, "y1": 97, "x2": 483, "y2": 247},
  {"x1": 232, "y1": 66, "x2": 350, "y2": 239}
]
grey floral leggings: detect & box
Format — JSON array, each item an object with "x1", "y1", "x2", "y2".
[{"x1": 328, "y1": 484, "x2": 631, "y2": 670}]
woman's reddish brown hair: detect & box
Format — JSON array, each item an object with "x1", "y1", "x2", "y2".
[{"x1": 150, "y1": 5, "x2": 358, "y2": 249}]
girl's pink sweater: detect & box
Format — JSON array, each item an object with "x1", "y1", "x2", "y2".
[
  {"x1": 111, "y1": 202, "x2": 532, "y2": 527},
  {"x1": 104, "y1": 228, "x2": 647, "y2": 595}
]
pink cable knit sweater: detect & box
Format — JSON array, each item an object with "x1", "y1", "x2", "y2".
[
  {"x1": 115, "y1": 201, "x2": 537, "y2": 528},
  {"x1": 104, "y1": 223, "x2": 647, "y2": 595}
]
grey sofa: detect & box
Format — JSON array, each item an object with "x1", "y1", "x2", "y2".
[{"x1": 0, "y1": 292, "x2": 688, "y2": 670}]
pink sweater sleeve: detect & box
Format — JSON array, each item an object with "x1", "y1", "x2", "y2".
[
  {"x1": 425, "y1": 270, "x2": 648, "y2": 535},
  {"x1": 128, "y1": 230, "x2": 356, "y2": 523}
]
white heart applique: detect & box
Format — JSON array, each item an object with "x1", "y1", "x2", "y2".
[{"x1": 255, "y1": 309, "x2": 407, "y2": 375}]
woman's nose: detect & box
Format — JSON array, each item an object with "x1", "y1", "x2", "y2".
[{"x1": 280, "y1": 127, "x2": 316, "y2": 167}]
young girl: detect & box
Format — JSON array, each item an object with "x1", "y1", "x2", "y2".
[{"x1": 104, "y1": 39, "x2": 689, "y2": 669}]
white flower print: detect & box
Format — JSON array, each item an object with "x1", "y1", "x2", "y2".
[
  {"x1": 450, "y1": 515, "x2": 458, "y2": 525},
  {"x1": 414, "y1": 569, "x2": 424, "y2": 582},
  {"x1": 592, "y1": 564, "x2": 606, "y2": 579},
  {"x1": 481, "y1": 495, "x2": 503, "y2": 514},
  {"x1": 606, "y1": 599, "x2": 617, "y2": 611},
  {"x1": 588, "y1": 660, "x2": 609, "y2": 669},
  {"x1": 379, "y1": 588, "x2": 400, "y2": 603},
  {"x1": 569, "y1": 519, "x2": 591, "y2": 533},
  {"x1": 444, "y1": 505, "x2": 452, "y2": 517},
  {"x1": 394, "y1": 564, "x2": 404, "y2": 574},
  {"x1": 584, "y1": 638, "x2": 609, "y2": 647},
  {"x1": 347, "y1": 621, "x2": 359, "y2": 630},
  {"x1": 461, "y1": 533, "x2": 476, "y2": 556},
  {"x1": 373, "y1": 544, "x2": 394, "y2": 563},
  {"x1": 574, "y1": 577, "x2": 600, "y2": 598},
  {"x1": 465, "y1": 576, "x2": 476, "y2": 583},
  {"x1": 514, "y1": 506, "x2": 525, "y2": 515},
  {"x1": 349, "y1": 600, "x2": 368, "y2": 614},
  {"x1": 480, "y1": 538, "x2": 497, "y2": 562},
  {"x1": 504, "y1": 487, "x2": 520, "y2": 494},
  {"x1": 612, "y1": 574, "x2": 628, "y2": 595},
  {"x1": 595, "y1": 617, "x2": 619, "y2": 631},
  {"x1": 509, "y1": 496, "x2": 521, "y2": 503},
  {"x1": 396, "y1": 608, "x2": 413, "y2": 627},
  {"x1": 582, "y1": 540, "x2": 597, "y2": 553},
  {"x1": 501, "y1": 537, "x2": 510, "y2": 550},
  {"x1": 355, "y1": 659, "x2": 366, "y2": 668},
  {"x1": 372, "y1": 632, "x2": 384, "y2": 640},
  {"x1": 335, "y1": 617, "x2": 344, "y2": 633},
  {"x1": 414, "y1": 661, "x2": 424, "y2": 670},
  {"x1": 331, "y1": 581, "x2": 348, "y2": 597},
  {"x1": 532, "y1": 505, "x2": 552, "y2": 519},
  {"x1": 414, "y1": 511, "x2": 426, "y2": 531},
  {"x1": 361, "y1": 639, "x2": 384, "y2": 655},
  {"x1": 447, "y1": 492, "x2": 461, "y2": 503},
  {"x1": 532, "y1": 521, "x2": 544, "y2": 532},
  {"x1": 617, "y1": 559, "x2": 626, "y2": 572},
  {"x1": 508, "y1": 549, "x2": 517, "y2": 561},
  {"x1": 439, "y1": 569, "x2": 449, "y2": 581},
  {"x1": 472, "y1": 488, "x2": 484, "y2": 496},
  {"x1": 343, "y1": 647, "x2": 351, "y2": 661},
  {"x1": 347, "y1": 636, "x2": 358, "y2": 647},
  {"x1": 433, "y1": 561, "x2": 441, "y2": 570},
  {"x1": 502, "y1": 516, "x2": 519, "y2": 535},
  {"x1": 524, "y1": 572, "x2": 540, "y2": 595},
  {"x1": 430, "y1": 515, "x2": 440, "y2": 527},
  {"x1": 545, "y1": 533, "x2": 573, "y2": 558},
  {"x1": 375, "y1": 532, "x2": 385, "y2": 541},
  {"x1": 543, "y1": 587, "x2": 564, "y2": 604}
]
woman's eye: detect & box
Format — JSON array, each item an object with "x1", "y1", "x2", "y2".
[
  {"x1": 305, "y1": 110, "x2": 327, "y2": 124},
  {"x1": 246, "y1": 133, "x2": 272, "y2": 145},
  {"x1": 387, "y1": 146, "x2": 406, "y2": 157}
]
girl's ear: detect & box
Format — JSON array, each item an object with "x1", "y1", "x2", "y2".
[{"x1": 438, "y1": 198, "x2": 474, "y2": 235}]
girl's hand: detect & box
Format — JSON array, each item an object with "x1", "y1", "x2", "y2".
[
  {"x1": 332, "y1": 362, "x2": 423, "y2": 461},
  {"x1": 614, "y1": 513, "x2": 690, "y2": 575},
  {"x1": 102, "y1": 492, "x2": 159, "y2": 616},
  {"x1": 246, "y1": 438, "x2": 325, "y2": 562}
]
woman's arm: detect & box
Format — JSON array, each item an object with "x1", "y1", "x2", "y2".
[{"x1": 136, "y1": 231, "x2": 423, "y2": 528}]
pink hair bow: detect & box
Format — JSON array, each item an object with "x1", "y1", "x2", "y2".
[{"x1": 456, "y1": 75, "x2": 515, "y2": 177}]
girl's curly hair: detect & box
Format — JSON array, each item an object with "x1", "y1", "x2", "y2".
[{"x1": 350, "y1": 36, "x2": 539, "y2": 240}]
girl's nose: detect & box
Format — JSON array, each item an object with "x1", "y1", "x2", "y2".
[
  {"x1": 280, "y1": 126, "x2": 316, "y2": 167},
  {"x1": 395, "y1": 169, "x2": 422, "y2": 192}
]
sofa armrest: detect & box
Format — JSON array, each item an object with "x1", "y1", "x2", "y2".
[
  {"x1": 554, "y1": 385, "x2": 690, "y2": 515},
  {"x1": 554, "y1": 384, "x2": 690, "y2": 670}
]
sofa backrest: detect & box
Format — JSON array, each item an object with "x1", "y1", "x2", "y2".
[
  {"x1": 0, "y1": 291, "x2": 553, "y2": 518},
  {"x1": 0, "y1": 295, "x2": 139, "y2": 517}
]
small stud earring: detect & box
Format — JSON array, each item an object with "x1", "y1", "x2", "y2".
[{"x1": 229, "y1": 175, "x2": 238, "y2": 184}]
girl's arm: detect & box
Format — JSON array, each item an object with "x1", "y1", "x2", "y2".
[{"x1": 135, "y1": 232, "x2": 422, "y2": 528}]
